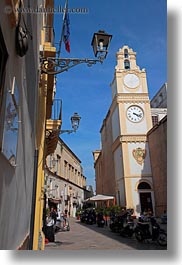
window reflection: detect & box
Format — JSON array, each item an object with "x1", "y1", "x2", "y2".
[{"x1": 2, "y1": 78, "x2": 19, "y2": 166}]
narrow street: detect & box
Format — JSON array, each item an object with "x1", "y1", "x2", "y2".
[{"x1": 45, "y1": 217, "x2": 167, "y2": 250}]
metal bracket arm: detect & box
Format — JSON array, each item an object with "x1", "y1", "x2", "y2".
[
  {"x1": 60, "y1": 129, "x2": 75, "y2": 134},
  {"x1": 40, "y1": 57, "x2": 103, "y2": 75}
]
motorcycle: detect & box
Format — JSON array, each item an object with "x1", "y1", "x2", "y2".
[
  {"x1": 119, "y1": 214, "x2": 135, "y2": 237},
  {"x1": 80, "y1": 210, "x2": 89, "y2": 223},
  {"x1": 135, "y1": 216, "x2": 167, "y2": 246},
  {"x1": 97, "y1": 212, "x2": 105, "y2": 227},
  {"x1": 110, "y1": 209, "x2": 133, "y2": 234},
  {"x1": 109, "y1": 212, "x2": 127, "y2": 233},
  {"x1": 86, "y1": 211, "x2": 96, "y2": 225},
  {"x1": 80, "y1": 209, "x2": 96, "y2": 225}
]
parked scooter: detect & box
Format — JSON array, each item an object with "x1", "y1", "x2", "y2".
[
  {"x1": 87, "y1": 209, "x2": 96, "y2": 225},
  {"x1": 119, "y1": 213, "x2": 135, "y2": 237},
  {"x1": 80, "y1": 209, "x2": 96, "y2": 225},
  {"x1": 97, "y1": 212, "x2": 105, "y2": 227},
  {"x1": 80, "y1": 210, "x2": 87, "y2": 223},
  {"x1": 109, "y1": 210, "x2": 128, "y2": 233},
  {"x1": 135, "y1": 216, "x2": 167, "y2": 246}
]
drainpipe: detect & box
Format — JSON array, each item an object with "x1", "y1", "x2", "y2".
[{"x1": 28, "y1": 149, "x2": 39, "y2": 250}]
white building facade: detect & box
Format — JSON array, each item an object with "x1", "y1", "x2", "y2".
[
  {"x1": 94, "y1": 46, "x2": 155, "y2": 216},
  {"x1": 45, "y1": 138, "x2": 88, "y2": 217}
]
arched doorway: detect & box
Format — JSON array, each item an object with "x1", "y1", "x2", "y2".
[{"x1": 138, "y1": 182, "x2": 153, "y2": 214}]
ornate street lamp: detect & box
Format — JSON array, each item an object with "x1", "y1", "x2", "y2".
[
  {"x1": 41, "y1": 30, "x2": 112, "y2": 75},
  {"x1": 60, "y1": 112, "x2": 81, "y2": 134},
  {"x1": 71, "y1": 112, "x2": 81, "y2": 132},
  {"x1": 91, "y1": 30, "x2": 112, "y2": 61}
]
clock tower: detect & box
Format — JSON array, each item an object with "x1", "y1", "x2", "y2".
[{"x1": 110, "y1": 45, "x2": 154, "y2": 215}]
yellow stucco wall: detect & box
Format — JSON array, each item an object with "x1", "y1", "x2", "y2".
[
  {"x1": 32, "y1": 0, "x2": 56, "y2": 250},
  {"x1": 33, "y1": 74, "x2": 47, "y2": 250}
]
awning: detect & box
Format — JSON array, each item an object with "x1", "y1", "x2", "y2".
[
  {"x1": 85, "y1": 194, "x2": 115, "y2": 202},
  {"x1": 48, "y1": 198, "x2": 62, "y2": 204}
]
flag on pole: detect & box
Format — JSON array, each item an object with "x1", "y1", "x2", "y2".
[{"x1": 63, "y1": 1, "x2": 70, "y2": 53}]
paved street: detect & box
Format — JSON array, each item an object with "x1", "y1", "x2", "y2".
[{"x1": 45, "y1": 217, "x2": 167, "y2": 250}]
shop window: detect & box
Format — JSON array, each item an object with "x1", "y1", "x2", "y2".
[{"x1": 1, "y1": 77, "x2": 20, "y2": 166}]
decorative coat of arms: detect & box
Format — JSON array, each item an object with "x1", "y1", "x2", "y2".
[{"x1": 132, "y1": 147, "x2": 146, "y2": 165}]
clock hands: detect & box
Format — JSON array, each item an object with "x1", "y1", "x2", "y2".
[
  {"x1": 133, "y1": 112, "x2": 142, "y2": 118},
  {"x1": 127, "y1": 106, "x2": 144, "y2": 122}
]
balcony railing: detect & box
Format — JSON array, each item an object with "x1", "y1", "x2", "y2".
[
  {"x1": 51, "y1": 99, "x2": 62, "y2": 121},
  {"x1": 45, "y1": 99, "x2": 62, "y2": 157}
]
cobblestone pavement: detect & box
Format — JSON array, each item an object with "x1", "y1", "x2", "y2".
[{"x1": 45, "y1": 217, "x2": 167, "y2": 250}]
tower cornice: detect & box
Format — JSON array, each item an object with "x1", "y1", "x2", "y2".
[{"x1": 110, "y1": 93, "x2": 150, "y2": 115}]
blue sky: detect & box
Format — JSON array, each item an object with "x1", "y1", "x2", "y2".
[{"x1": 53, "y1": 0, "x2": 167, "y2": 191}]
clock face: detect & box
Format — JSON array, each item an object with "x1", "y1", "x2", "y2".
[
  {"x1": 126, "y1": 105, "x2": 144, "y2": 123},
  {"x1": 124, "y1": 74, "x2": 139, "y2": 88}
]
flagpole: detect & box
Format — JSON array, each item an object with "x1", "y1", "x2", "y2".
[{"x1": 57, "y1": 0, "x2": 68, "y2": 58}]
